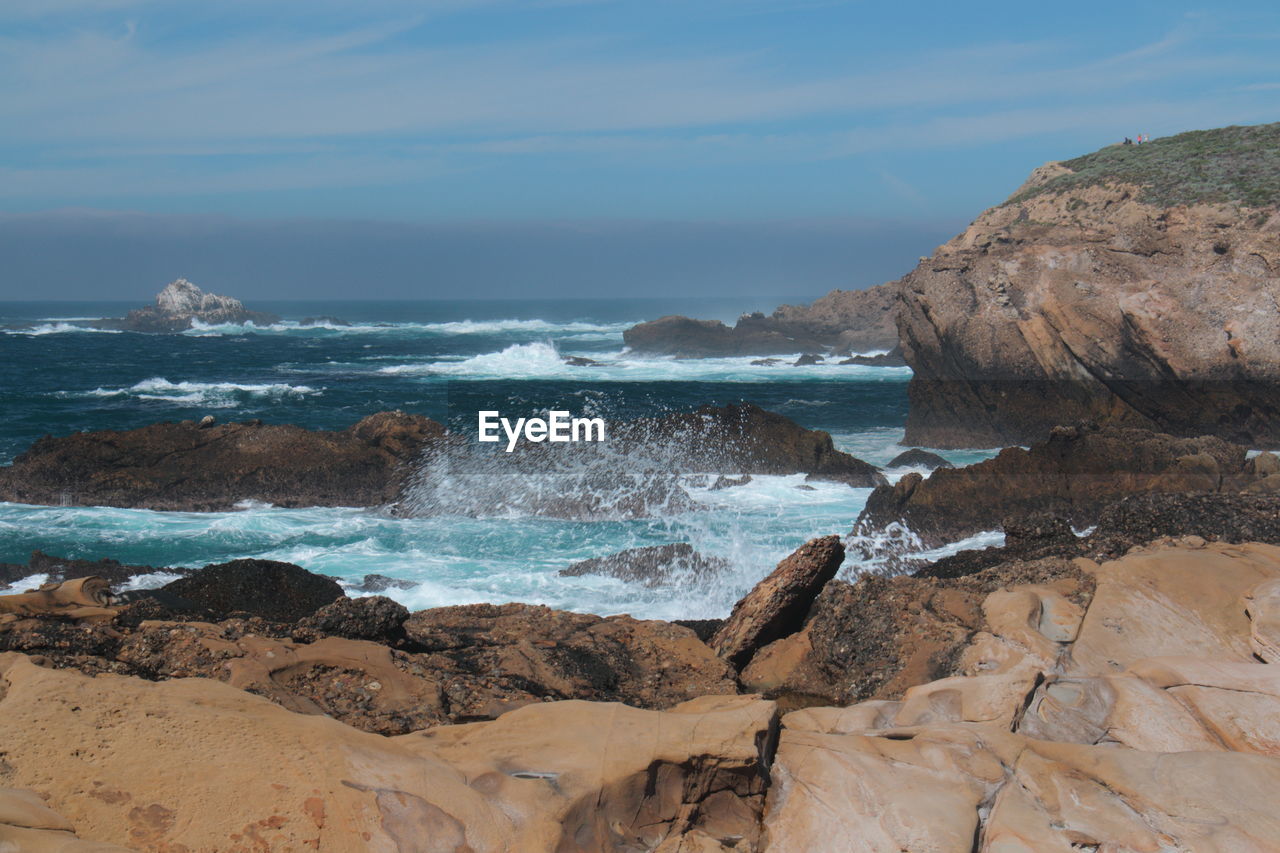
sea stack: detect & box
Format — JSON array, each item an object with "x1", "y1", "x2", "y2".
[{"x1": 100, "y1": 278, "x2": 280, "y2": 332}]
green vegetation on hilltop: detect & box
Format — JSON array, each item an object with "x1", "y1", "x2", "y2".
[{"x1": 1009, "y1": 121, "x2": 1280, "y2": 208}]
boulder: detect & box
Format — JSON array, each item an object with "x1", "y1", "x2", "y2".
[
  {"x1": 709, "y1": 535, "x2": 844, "y2": 669},
  {"x1": 0, "y1": 411, "x2": 445, "y2": 511},
  {"x1": 300, "y1": 595, "x2": 409, "y2": 643},
  {"x1": 897, "y1": 123, "x2": 1280, "y2": 448},
  {"x1": 559, "y1": 543, "x2": 729, "y2": 587},
  {"x1": 792, "y1": 353, "x2": 824, "y2": 366},
  {"x1": 885, "y1": 447, "x2": 952, "y2": 469},
  {"x1": 157, "y1": 559, "x2": 344, "y2": 622}
]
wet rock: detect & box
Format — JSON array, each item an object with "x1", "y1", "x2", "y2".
[
  {"x1": 0, "y1": 411, "x2": 446, "y2": 511},
  {"x1": 792, "y1": 353, "x2": 824, "y2": 366},
  {"x1": 300, "y1": 595, "x2": 409, "y2": 643},
  {"x1": 561, "y1": 355, "x2": 604, "y2": 367},
  {"x1": 157, "y1": 559, "x2": 344, "y2": 622},
  {"x1": 837, "y1": 345, "x2": 908, "y2": 366},
  {"x1": 709, "y1": 473, "x2": 752, "y2": 490},
  {"x1": 855, "y1": 425, "x2": 1250, "y2": 546},
  {"x1": 403, "y1": 603, "x2": 737, "y2": 719},
  {"x1": 709, "y1": 535, "x2": 844, "y2": 670},
  {"x1": 354, "y1": 573, "x2": 415, "y2": 593},
  {"x1": 0, "y1": 550, "x2": 179, "y2": 589},
  {"x1": 559, "y1": 543, "x2": 728, "y2": 587},
  {"x1": 750, "y1": 358, "x2": 782, "y2": 366},
  {"x1": 885, "y1": 448, "x2": 952, "y2": 469}
]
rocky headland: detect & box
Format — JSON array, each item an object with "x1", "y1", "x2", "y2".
[
  {"x1": 94, "y1": 278, "x2": 280, "y2": 332},
  {"x1": 623, "y1": 282, "x2": 899, "y2": 357},
  {"x1": 4, "y1": 490, "x2": 1280, "y2": 849},
  {"x1": 897, "y1": 122, "x2": 1280, "y2": 448}
]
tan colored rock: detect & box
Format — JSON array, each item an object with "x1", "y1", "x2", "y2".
[
  {"x1": 1246, "y1": 577, "x2": 1280, "y2": 662},
  {"x1": 0, "y1": 787, "x2": 132, "y2": 852},
  {"x1": 709, "y1": 535, "x2": 844, "y2": 669},
  {"x1": 0, "y1": 576, "x2": 117, "y2": 624},
  {"x1": 1067, "y1": 542, "x2": 1280, "y2": 675}
]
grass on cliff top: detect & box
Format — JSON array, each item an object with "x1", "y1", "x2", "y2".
[{"x1": 1008, "y1": 121, "x2": 1280, "y2": 208}]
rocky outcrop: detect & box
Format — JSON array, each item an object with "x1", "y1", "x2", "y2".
[
  {"x1": 559, "y1": 543, "x2": 728, "y2": 587},
  {"x1": 0, "y1": 411, "x2": 445, "y2": 511},
  {"x1": 897, "y1": 122, "x2": 1280, "y2": 448},
  {"x1": 157, "y1": 559, "x2": 345, "y2": 622},
  {"x1": 709, "y1": 535, "x2": 844, "y2": 669},
  {"x1": 885, "y1": 447, "x2": 952, "y2": 469},
  {"x1": 96, "y1": 278, "x2": 279, "y2": 332},
  {"x1": 856, "y1": 424, "x2": 1254, "y2": 546},
  {"x1": 624, "y1": 282, "x2": 899, "y2": 356},
  {"x1": 403, "y1": 603, "x2": 738, "y2": 720},
  {"x1": 1, "y1": 550, "x2": 179, "y2": 589}
]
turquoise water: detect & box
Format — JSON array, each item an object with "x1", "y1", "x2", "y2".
[{"x1": 0, "y1": 300, "x2": 997, "y2": 618}]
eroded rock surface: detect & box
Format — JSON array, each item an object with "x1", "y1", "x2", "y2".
[{"x1": 95, "y1": 278, "x2": 279, "y2": 332}]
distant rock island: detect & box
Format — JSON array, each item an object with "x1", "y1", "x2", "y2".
[
  {"x1": 95, "y1": 278, "x2": 279, "y2": 332},
  {"x1": 624, "y1": 282, "x2": 900, "y2": 357}
]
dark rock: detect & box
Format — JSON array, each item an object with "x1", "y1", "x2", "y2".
[
  {"x1": 624, "y1": 284, "x2": 900, "y2": 357},
  {"x1": 560, "y1": 543, "x2": 728, "y2": 587},
  {"x1": 672, "y1": 619, "x2": 724, "y2": 643},
  {"x1": 838, "y1": 345, "x2": 908, "y2": 367},
  {"x1": 0, "y1": 551, "x2": 181, "y2": 589},
  {"x1": 886, "y1": 448, "x2": 953, "y2": 469},
  {"x1": 855, "y1": 426, "x2": 1249, "y2": 547},
  {"x1": 0, "y1": 411, "x2": 446, "y2": 511},
  {"x1": 355, "y1": 573, "x2": 415, "y2": 593},
  {"x1": 793, "y1": 353, "x2": 825, "y2": 366},
  {"x1": 301, "y1": 596, "x2": 409, "y2": 642},
  {"x1": 750, "y1": 358, "x2": 782, "y2": 366},
  {"x1": 156, "y1": 559, "x2": 344, "y2": 622},
  {"x1": 709, "y1": 535, "x2": 845, "y2": 669},
  {"x1": 562, "y1": 355, "x2": 604, "y2": 367},
  {"x1": 710, "y1": 474, "x2": 753, "y2": 490}
]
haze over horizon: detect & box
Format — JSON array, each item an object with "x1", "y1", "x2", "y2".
[{"x1": 3, "y1": 0, "x2": 1279, "y2": 300}]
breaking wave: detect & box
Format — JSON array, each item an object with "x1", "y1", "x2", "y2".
[{"x1": 71, "y1": 377, "x2": 319, "y2": 407}]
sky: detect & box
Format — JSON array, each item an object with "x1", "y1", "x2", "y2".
[{"x1": 2, "y1": 0, "x2": 1279, "y2": 301}]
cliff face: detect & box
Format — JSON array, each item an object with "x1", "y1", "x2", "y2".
[
  {"x1": 899, "y1": 123, "x2": 1280, "y2": 448},
  {"x1": 623, "y1": 281, "x2": 899, "y2": 356}
]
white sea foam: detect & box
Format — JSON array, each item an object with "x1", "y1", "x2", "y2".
[
  {"x1": 3, "y1": 323, "x2": 120, "y2": 336},
  {"x1": 181, "y1": 318, "x2": 633, "y2": 338},
  {"x1": 380, "y1": 341, "x2": 914, "y2": 383},
  {"x1": 74, "y1": 377, "x2": 318, "y2": 407}
]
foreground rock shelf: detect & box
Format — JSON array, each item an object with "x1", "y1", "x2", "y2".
[{"x1": 3, "y1": 525, "x2": 1280, "y2": 849}]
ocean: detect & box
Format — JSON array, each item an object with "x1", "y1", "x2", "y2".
[{"x1": 0, "y1": 299, "x2": 999, "y2": 619}]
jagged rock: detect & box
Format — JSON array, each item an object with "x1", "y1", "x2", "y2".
[
  {"x1": 0, "y1": 411, "x2": 445, "y2": 511},
  {"x1": 837, "y1": 345, "x2": 908, "y2": 366},
  {"x1": 353, "y1": 573, "x2": 415, "y2": 593},
  {"x1": 624, "y1": 283, "x2": 899, "y2": 356},
  {"x1": 885, "y1": 447, "x2": 952, "y2": 469},
  {"x1": 559, "y1": 543, "x2": 728, "y2": 587},
  {"x1": 157, "y1": 559, "x2": 344, "y2": 622},
  {"x1": 709, "y1": 535, "x2": 844, "y2": 670},
  {"x1": 561, "y1": 355, "x2": 604, "y2": 367},
  {"x1": 96, "y1": 278, "x2": 280, "y2": 332},
  {"x1": 709, "y1": 473, "x2": 752, "y2": 490},
  {"x1": 0, "y1": 550, "x2": 179, "y2": 589},
  {"x1": 300, "y1": 595, "x2": 409, "y2": 643},
  {"x1": 792, "y1": 353, "x2": 824, "y2": 366},
  {"x1": 403, "y1": 603, "x2": 738, "y2": 719},
  {"x1": 897, "y1": 123, "x2": 1280, "y2": 448},
  {"x1": 856, "y1": 425, "x2": 1250, "y2": 546}
]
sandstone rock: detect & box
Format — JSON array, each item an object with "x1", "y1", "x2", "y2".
[
  {"x1": 624, "y1": 283, "x2": 899, "y2": 356},
  {"x1": 709, "y1": 535, "x2": 844, "y2": 669},
  {"x1": 856, "y1": 425, "x2": 1249, "y2": 546},
  {"x1": 1247, "y1": 577, "x2": 1280, "y2": 662},
  {"x1": 897, "y1": 123, "x2": 1280, "y2": 448},
  {"x1": 0, "y1": 786, "x2": 131, "y2": 852},
  {"x1": 404, "y1": 603, "x2": 738, "y2": 718},
  {"x1": 0, "y1": 411, "x2": 445, "y2": 511},
  {"x1": 156, "y1": 559, "x2": 344, "y2": 622},
  {"x1": 559, "y1": 543, "x2": 728, "y2": 587},
  {"x1": 1, "y1": 551, "x2": 179, "y2": 589},
  {"x1": 0, "y1": 576, "x2": 118, "y2": 624}
]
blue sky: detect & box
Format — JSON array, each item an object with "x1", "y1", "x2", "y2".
[{"x1": 2, "y1": 0, "x2": 1279, "y2": 298}]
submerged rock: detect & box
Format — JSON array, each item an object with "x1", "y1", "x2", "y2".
[
  {"x1": 837, "y1": 345, "x2": 908, "y2": 366},
  {"x1": 0, "y1": 411, "x2": 445, "y2": 511},
  {"x1": 559, "y1": 543, "x2": 728, "y2": 587},
  {"x1": 885, "y1": 448, "x2": 952, "y2": 470},
  {"x1": 96, "y1": 278, "x2": 280, "y2": 332}
]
